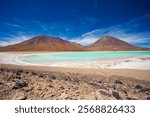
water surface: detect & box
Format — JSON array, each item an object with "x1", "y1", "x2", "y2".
[{"x1": 19, "y1": 51, "x2": 150, "y2": 69}]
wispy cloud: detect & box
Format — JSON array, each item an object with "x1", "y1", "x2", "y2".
[
  {"x1": 0, "y1": 18, "x2": 56, "y2": 46},
  {"x1": 0, "y1": 35, "x2": 32, "y2": 46},
  {"x1": 70, "y1": 29, "x2": 101, "y2": 45},
  {"x1": 0, "y1": 17, "x2": 76, "y2": 46},
  {"x1": 71, "y1": 14, "x2": 150, "y2": 47},
  {"x1": 4, "y1": 22, "x2": 22, "y2": 28}
]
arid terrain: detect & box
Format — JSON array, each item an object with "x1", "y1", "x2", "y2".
[{"x1": 0, "y1": 64, "x2": 150, "y2": 100}]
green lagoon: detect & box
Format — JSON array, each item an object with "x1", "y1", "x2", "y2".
[{"x1": 19, "y1": 51, "x2": 150, "y2": 69}]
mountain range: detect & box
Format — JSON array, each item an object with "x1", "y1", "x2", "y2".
[{"x1": 0, "y1": 35, "x2": 149, "y2": 51}]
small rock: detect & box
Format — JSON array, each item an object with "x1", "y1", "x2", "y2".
[
  {"x1": 47, "y1": 79, "x2": 53, "y2": 83},
  {"x1": 146, "y1": 97, "x2": 150, "y2": 100},
  {"x1": 112, "y1": 85, "x2": 116, "y2": 90},
  {"x1": 97, "y1": 84, "x2": 107, "y2": 90},
  {"x1": 89, "y1": 82, "x2": 97, "y2": 86},
  {"x1": 52, "y1": 75, "x2": 56, "y2": 80},
  {"x1": 11, "y1": 82, "x2": 20, "y2": 89},
  {"x1": 16, "y1": 70, "x2": 23, "y2": 76},
  {"x1": 38, "y1": 74, "x2": 43, "y2": 78},
  {"x1": 112, "y1": 91, "x2": 122, "y2": 100},
  {"x1": 23, "y1": 87, "x2": 30, "y2": 92},
  {"x1": 16, "y1": 75, "x2": 21, "y2": 79},
  {"x1": 60, "y1": 86, "x2": 65, "y2": 89},
  {"x1": 17, "y1": 69, "x2": 23, "y2": 73},
  {"x1": 25, "y1": 71, "x2": 29, "y2": 74},
  {"x1": 135, "y1": 85, "x2": 142, "y2": 90},
  {"x1": 135, "y1": 85, "x2": 150, "y2": 93},
  {"x1": 46, "y1": 75, "x2": 56, "y2": 80},
  {"x1": 123, "y1": 90, "x2": 128, "y2": 94},
  {"x1": 20, "y1": 80, "x2": 28, "y2": 87},
  {"x1": 99, "y1": 90, "x2": 111, "y2": 97},
  {"x1": 0, "y1": 68, "x2": 3, "y2": 71},
  {"x1": 114, "y1": 80, "x2": 123, "y2": 84},
  {"x1": 141, "y1": 88, "x2": 150, "y2": 93},
  {"x1": 12, "y1": 80, "x2": 27, "y2": 89},
  {"x1": 73, "y1": 80, "x2": 79, "y2": 84},
  {"x1": 0, "y1": 81, "x2": 3, "y2": 85},
  {"x1": 20, "y1": 96, "x2": 27, "y2": 100},
  {"x1": 32, "y1": 72, "x2": 37, "y2": 75},
  {"x1": 48, "y1": 84, "x2": 54, "y2": 88},
  {"x1": 126, "y1": 97, "x2": 137, "y2": 100},
  {"x1": 12, "y1": 92, "x2": 27, "y2": 100}
]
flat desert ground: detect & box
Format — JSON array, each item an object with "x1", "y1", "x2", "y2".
[{"x1": 0, "y1": 52, "x2": 150, "y2": 100}]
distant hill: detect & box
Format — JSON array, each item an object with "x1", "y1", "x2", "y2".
[
  {"x1": 88, "y1": 36, "x2": 145, "y2": 51},
  {"x1": 0, "y1": 36, "x2": 85, "y2": 51},
  {"x1": 0, "y1": 35, "x2": 149, "y2": 51}
]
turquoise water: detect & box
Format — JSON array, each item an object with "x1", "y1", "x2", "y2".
[{"x1": 20, "y1": 51, "x2": 150, "y2": 64}]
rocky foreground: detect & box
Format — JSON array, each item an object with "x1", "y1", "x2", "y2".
[{"x1": 0, "y1": 65, "x2": 150, "y2": 100}]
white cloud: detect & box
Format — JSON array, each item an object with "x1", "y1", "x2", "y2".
[
  {"x1": 70, "y1": 29, "x2": 104, "y2": 45},
  {"x1": 0, "y1": 35, "x2": 32, "y2": 46},
  {"x1": 4, "y1": 22, "x2": 22, "y2": 28},
  {"x1": 71, "y1": 37, "x2": 98, "y2": 46},
  {"x1": 0, "y1": 41, "x2": 10, "y2": 46}
]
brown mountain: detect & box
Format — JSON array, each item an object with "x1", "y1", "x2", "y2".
[
  {"x1": 0, "y1": 36, "x2": 85, "y2": 51},
  {"x1": 0, "y1": 35, "x2": 149, "y2": 51},
  {"x1": 88, "y1": 36, "x2": 141, "y2": 51}
]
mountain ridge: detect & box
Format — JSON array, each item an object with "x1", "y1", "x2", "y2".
[
  {"x1": 91, "y1": 36, "x2": 134, "y2": 47},
  {"x1": 88, "y1": 36, "x2": 140, "y2": 51},
  {"x1": 0, "y1": 35, "x2": 149, "y2": 51}
]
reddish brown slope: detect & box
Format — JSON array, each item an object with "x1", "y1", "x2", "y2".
[
  {"x1": 88, "y1": 36, "x2": 139, "y2": 51},
  {"x1": 0, "y1": 35, "x2": 149, "y2": 51},
  {"x1": 0, "y1": 36, "x2": 85, "y2": 51}
]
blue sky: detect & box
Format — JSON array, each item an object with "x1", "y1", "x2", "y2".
[{"x1": 0, "y1": 0, "x2": 150, "y2": 47}]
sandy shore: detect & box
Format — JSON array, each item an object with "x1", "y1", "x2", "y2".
[{"x1": 0, "y1": 64, "x2": 150, "y2": 100}]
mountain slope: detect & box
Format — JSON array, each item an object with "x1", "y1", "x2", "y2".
[
  {"x1": 0, "y1": 36, "x2": 85, "y2": 51},
  {"x1": 0, "y1": 35, "x2": 149, "y2": 51},
  {"x1": 89, "y1": 36, "x2": 139, "y2": 51}
]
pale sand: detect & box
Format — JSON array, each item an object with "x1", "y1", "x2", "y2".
[{"x1": 0, "y1": 64, "x2": 150, "y2": 81}]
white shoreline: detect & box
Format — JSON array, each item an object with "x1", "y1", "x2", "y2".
[{"x1": 0, "y1": 52, "x2": 150, "y2": 70}]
